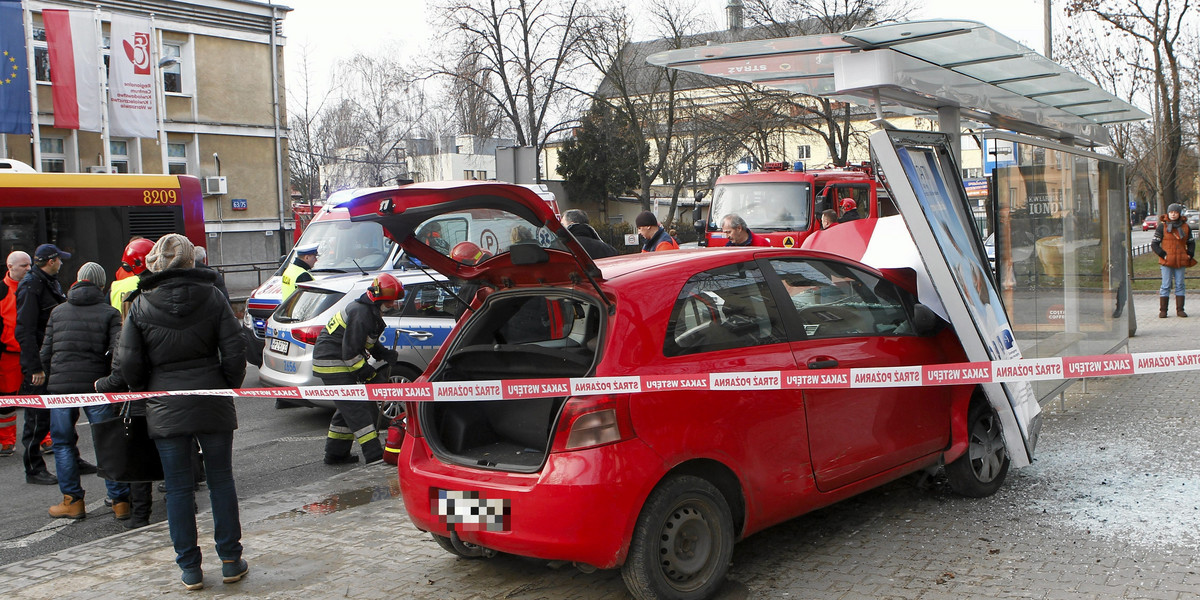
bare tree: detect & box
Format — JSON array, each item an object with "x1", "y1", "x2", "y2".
[
  {"x1": 449, "y1": 43, "x2": 506, "y2": 140},
  {"x1": 287, "y1": 44, "x2": 339, "y2": 204},
  {"x1": 1066, "y1": 0, "x2": 1194, "y2": 211},
  {"x1": 435, "y1": 0, "x2": 594, "y2": 179}
]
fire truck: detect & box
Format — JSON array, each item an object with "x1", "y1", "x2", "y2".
[{"x1": 697, "y1": 161, "x2": 896, "y2": 247}]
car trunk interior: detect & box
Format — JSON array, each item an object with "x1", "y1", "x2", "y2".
[{"x1": 422, "y1": 292, "x2": 601, "y2": 472}]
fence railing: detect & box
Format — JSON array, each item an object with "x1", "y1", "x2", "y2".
[{"x1": 210, "y1": 261, "x2": 280, "y2": 304}]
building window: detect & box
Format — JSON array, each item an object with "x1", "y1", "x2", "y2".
[
  {"x1": 110, "y1": 140, "x2": 129, "y2": 173},
  {"x1": 962, "y1": 167, "x2": 983, "y2": 179},
  {"x1": 41, "y1": 137, "x2": 65, "y2": 172},
  {"x1": 162, "y1": 43, "x2": 182, "y2": 93},
  {"x1": 476, "y1": 170, "x2": 487, "y2": 180},
  {"x1": 167, "y1": 143, "x2": 188, "y2": 174},
  {"x1": 797, "y1": 145, "x2": 811, "y2": 160},
  {"x1": 463, "y1": 170, "x2": 474, "y2": 180}
]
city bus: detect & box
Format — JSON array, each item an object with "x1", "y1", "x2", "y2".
[{"x1": 0, "y1": 169, "x2": 205, "y2": 286}]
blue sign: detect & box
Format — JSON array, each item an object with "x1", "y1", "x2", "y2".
[
  {"x1": 1129, "y1": 200, "x2": 1137, "y2": 210},
  {"x1": 231, "y1": 198, "x2": 248, "y2": 211}
]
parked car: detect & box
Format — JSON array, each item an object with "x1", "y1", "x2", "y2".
[
  {"x1": 1143, "y1": 214, "x2": 1159, "y2": 231},
  {"x1": 1187, "y1": 211, "x2": 1200, "y2": 232},
  {"x1": 342, "y1": 182, "x2": 1004, "y2": 600},
  {"x1": 259, "y1": 270, "x2": 461, "y2": 410}
]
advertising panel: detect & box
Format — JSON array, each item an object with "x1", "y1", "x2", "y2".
[{"x1": 870, "y1": 130, "x2": 1041, "y2": 466}]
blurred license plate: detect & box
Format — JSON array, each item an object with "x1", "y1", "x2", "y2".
[
  {"x1": 270, "y1": 338, "x2": 290, "y2": 354},
  {"x1": 432, "y1": 489, "x2": 510, "y2": 532}
]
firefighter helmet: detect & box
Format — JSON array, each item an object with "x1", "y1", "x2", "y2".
[
  {"x1": 121, "y1": 238, "x2": 155, "y2": 275},
  {"x1": 840, "y1": 197, "x2": 857, "y2": 211},
  {"x1": 450, "y1": 241, "x2": 491, "y2": 266},
  {"x1": 366, "y1": 273, "x2": 403, "y2": 303}
]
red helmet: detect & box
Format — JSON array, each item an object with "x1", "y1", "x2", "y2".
[
  {"x1": 121, "y1": 238, "x2": 155, "y2": 275},
  {"x1": 450, "y1": 241, "x2": 491, "y2": 266},
  {"x1": 840, "y1": 197, "x2": 857, "y2": 211},
  {"x1": 366, "y1": 273, "x2": 403, "y2": 302}
]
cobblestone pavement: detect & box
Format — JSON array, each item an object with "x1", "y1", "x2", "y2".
[{"x1": 2, "y1": 293, "x2": 1198, "y2": 599}]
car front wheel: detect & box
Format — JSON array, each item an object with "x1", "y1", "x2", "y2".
[
  {"x1": 621, "y1": 475, "x2": 734, "y2": 600},
  {"x1": 946, "y1": 400, "x2": 1010, "y2": 498}
]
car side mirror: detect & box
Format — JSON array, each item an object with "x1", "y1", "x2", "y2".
[{"x1": 911, "y1": 303, "x2": 946, "y2": 337}]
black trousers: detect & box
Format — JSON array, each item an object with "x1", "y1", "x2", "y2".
[
  {"x1": 318, "y1": 371, "x2": 382, "y2": 462},
  {"x1": 21, "y1": 405, "x2": 51, "y2": 476}
]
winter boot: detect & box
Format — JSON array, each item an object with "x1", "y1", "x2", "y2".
[
  {"x1": 49, "y1": 494, "x2": 85, "y2": 519},
  {"x1": 1160, "y1": 296, "x2": 1170, "y2": 318},
  {"x1": 1177, "y1": 295, "x2": 1188, "y2": 317}
]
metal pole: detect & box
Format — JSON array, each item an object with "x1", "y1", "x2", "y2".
[{"x1": 1043, "y1": 0, "x2": 1053, "y2": 60}]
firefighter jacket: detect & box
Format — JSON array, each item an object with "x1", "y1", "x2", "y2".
[
  {"x1": 280, "y1": 257, "x2": 314, "y2": 300},
  {"x1": 39, "y1": 281, "x2": 122, "y2": 393},
  {"x1": 1152, "y1": 216, "x2": 1196, "y2": 269},
  {"x1": 1, "y1": 273, "x2": 21, "y2": 393},
  {"x1": 110, "y1": 274, "x2": 140, "y2": 314},
  {"x1": 15, "y1": 265, "x2": 66, "y2": 374},
  {"x1": 312, "y1": 293, "x2": 385, "y2": 376},
  {"x1": 118, "y1": 267, "x2": 246, "y2": 439}
]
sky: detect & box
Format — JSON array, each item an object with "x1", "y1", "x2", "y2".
[{"x1": 278, "y1": 0, "x2": 1053, "y2": 102}]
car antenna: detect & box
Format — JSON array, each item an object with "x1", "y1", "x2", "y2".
[{"x1": 351, "y1": 259, "x2": 368, "y2": 276}]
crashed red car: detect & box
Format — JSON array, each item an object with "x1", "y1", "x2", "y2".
[{"x1": 344, "y1": 181, "x2": 1010, "y2": 600}]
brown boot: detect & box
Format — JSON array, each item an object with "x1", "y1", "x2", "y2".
[
  {"x1": 112, "y1": 500, "x2": 131, "y2": 520},
  {"x1": 49, "y1": 494, "x2": 85, "y2": 519},
  {"x1": 1160, "y1": 296, "x2": 1170, "y2": 318},
  {"x1": 1177, "y1": 296, "x2": 1188, "y2": 317}
]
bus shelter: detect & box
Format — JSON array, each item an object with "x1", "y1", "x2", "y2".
[{"x1": 648, "y1": 20, "x2": 1148, "y2": 402}]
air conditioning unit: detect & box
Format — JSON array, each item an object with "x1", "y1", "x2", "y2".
[
  {"x1": 87, "y1": 166, "x2": 116, "y2": 173},
  {"x1": 202, "y1": 176, "x2": 228, "y2": 195}
]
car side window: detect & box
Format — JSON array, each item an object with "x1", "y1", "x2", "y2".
[
  {"x1": 769, "y1": 259, "x2": 913, "y2": 339},
  {"x1": 664, "y1": 263, "x2": 787, "y2": 357},
  {"x1": 401, "y1": 282, "x2": 462, "y2": 319}
]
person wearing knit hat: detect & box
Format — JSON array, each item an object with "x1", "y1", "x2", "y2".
[
  {"x1": 1151, "y1": 203, "x2": 1196, "y2": 317},
  {"x1": 117, "y1": 229, "x2": 248, "y2": 590},
  {"x1": 635, "y1": 210, "x2": 679, "y2": 253},
  {"x1": 41, "y1": 258, "x2": 128, "y2": 519},
  {"x1": 146, "y1": 233, "x2": 196, "y2": 273},
  {"x1": 76, "y1": 262, "x2": 106, "y2": 289}
]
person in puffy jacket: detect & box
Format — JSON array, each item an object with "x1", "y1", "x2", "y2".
[
  {"x1": 40, "y1": 262, "x2": 128, "y2": 520},
  {"x1": 116, "y1": 234, "x2": 247, "y2": 591},
  {"x1": 1151, "y1": 203, "x2": 1196, "y2": 318}
]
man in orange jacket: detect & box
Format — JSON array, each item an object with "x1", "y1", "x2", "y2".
[
  {"x1": 0, "y1": 251, "x2": 32, "y2": 456},
  {"x1": 636, "y1": 211, "x2": 679, "y2": 252}
]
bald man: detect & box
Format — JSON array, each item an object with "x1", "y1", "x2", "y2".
[{"x1": 1, "y1": 251, "x2": 32, "y2": 456}]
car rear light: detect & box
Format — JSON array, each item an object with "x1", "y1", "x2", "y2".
[
  {"x1": 404, "y1": 401, "x2": 423, "y2": 438},
  {"x1": 291, "y1": 324, "x2": 323, "y2": 345},
  {"x1": 552, "y1": 395, "x2": 634, "y2": 452}
]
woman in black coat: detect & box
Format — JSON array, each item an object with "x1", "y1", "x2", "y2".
[{"x1": 116, "y1": 234, "x2": 247, "y2": 591}]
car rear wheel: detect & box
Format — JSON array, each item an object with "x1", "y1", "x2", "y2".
[
  {"x1": 621, "y1": 475, "x2": 734, "y2": 600},
  {"x1": 946, "y1": 400, "x2": 1010, "y2": 497}
]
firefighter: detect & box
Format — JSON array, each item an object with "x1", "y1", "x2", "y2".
[
  {"x1": 450, "y1": 241, "x2": 492, "y2": 266},
  {"x1": 837, "y1": 198, "x2": 861, "y2": 224},
  {"x1": 312, "y1": 273, "x2": 402, "y2": 464},
  {"x1": 280, "y1": 243, "x2": 319, "y2": 301},
  {"x1": 109, "y1": 238, "x2": 154, "y2": 313}
]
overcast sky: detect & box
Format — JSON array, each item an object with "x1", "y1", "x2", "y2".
[{"x1": 279, "y1": 0, "x2": 1052, "y2": 100}]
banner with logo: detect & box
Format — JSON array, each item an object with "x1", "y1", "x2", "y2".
[
  {"x1": 43, "y1": 9, "x2": 102, "y2": 132},
  {"x1": 107, "y1": 14, "x2": 156, "y2": 138},
  {"x1": 0, "y1": 0, "x2": 32, "y2": 134}
]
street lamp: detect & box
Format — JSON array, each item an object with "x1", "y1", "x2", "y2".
[{"x1": 156, "y1": 56, "x2": 181, "y2": 174}]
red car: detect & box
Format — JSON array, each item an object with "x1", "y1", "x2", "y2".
[
  {"x1": 1143, "y1": 214, "x2": 1159, "y2": 231},
  {"x1": 346, "y1": 182, "x2": 1008, "y2": 600}
]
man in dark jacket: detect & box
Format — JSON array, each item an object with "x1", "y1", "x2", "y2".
[
  {"x1": 561, "y1": 209, "x2": 618, "y2": 258},
  {"x1": 837, "y1": 198, "x2": 862, "y2": 224},
  {"x1": 16, "y1": 244, "x2": 70, "y2": 485},
  {"x1": 312, "y1": 273, "x2": 401, "y2": 465},
  {"x1": 41, "y1": 262, "x2": 129, "y2": 519},
  {"x1": 117, "y1": 233, "x2": 248, "y2": 590}
]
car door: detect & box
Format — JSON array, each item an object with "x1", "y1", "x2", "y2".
[
  {"x1": 388, "y1": 281, "x2": 460, "y2": 364},
  {"x1": 763, "y1": 257, "x2": 952, "y2": 492}
]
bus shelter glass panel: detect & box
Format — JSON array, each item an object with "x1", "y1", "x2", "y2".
[{"x1": 989, "y1": 134, "x2": 1128, "y2": 400}]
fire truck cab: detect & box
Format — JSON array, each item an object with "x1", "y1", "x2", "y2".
[{"x1": 697, "y1": 161, "x2": 895, "y2": 247}]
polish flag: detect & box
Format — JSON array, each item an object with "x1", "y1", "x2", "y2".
[{"x1": 43, "y1": 9, "x2": 102, "y2": 132}]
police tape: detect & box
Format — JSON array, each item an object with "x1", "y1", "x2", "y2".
[{"x1": 3, "y1": 349, "x2": 1197, "y2": 410}]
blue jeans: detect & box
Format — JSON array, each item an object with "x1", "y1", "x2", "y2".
[
  {"x1": 1160, "y1": 265, "x2": 1187, "y2": 296},
  {"x1": 155, "y1": 432, "x2": 242, "y2": 572},
  {"x1": 50, "y1": 405, "x2": 130, "y2": 500}
]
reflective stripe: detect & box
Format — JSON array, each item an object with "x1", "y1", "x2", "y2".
[
  {"x1": 311, "y1": 355, "x2": 366, "y2": 374},
  {"x1": 327, "y1": 431, "x2": 355, "y2": 441},
  {"x1": 356, "y1": 430, "x2": 379, "y2": 444},
  {"x1": 352, "y1": 425, "x2": 375, "y2": 439},
  {"x1": 329, "y1": 425, "x2": 352, "y2": 434},
  {"x1": 325, "y1": 310, "x2": 347, "y2": 335}
]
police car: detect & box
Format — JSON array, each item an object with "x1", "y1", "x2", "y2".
[{"x1": 258, "y1": 270, "x2": 461, "y2": 408}]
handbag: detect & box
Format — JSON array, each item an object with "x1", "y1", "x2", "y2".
[{"x1": 90, "y1": 403, "x2": 164, "y2": 482}]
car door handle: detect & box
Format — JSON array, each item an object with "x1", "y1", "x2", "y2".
[
  {"x1": 807, "y1": 358, "x2": 839, "y2": 369},
  {"x1": 407, "y1": 331, "x2": 434, "y2": 342}
]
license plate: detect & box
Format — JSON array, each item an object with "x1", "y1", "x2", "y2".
[
  {"x1": 269, "y1": 338, "x2": 290, "y2": 354},
  {"x1": 432, "y1": 489, "x2": 510, "y2": 532}
]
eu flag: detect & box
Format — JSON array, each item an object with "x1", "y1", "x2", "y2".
[{"x1": 0, "y1": 0, "x2": 32, "y2": 135}]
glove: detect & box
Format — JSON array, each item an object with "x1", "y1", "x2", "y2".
[
  {"x1": 381, "y1": 348, "x2": 399, "y2": 365},
  {"x1": 356, "y1": 363, "x2": 377, "y2": 383}
]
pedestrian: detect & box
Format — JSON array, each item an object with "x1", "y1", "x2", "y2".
[
  {"x1": 821, "y1": 209, "x2": 838, "y2": 230},
  {"x1": 0, "y1": 251, "x2": 32, "y2": 457},
  {"x1": 116, "y1": 233, "x2": 248, "y2": 591},
  {"x1": 635, "y1": 211, "x2": 679, "y2": 252},
  {"x1": 720, "y1": 213, "x2": 769, "y2": 247},
  {"x1": 311, "y1": 273, "x2": 401, "y2": 465},
  {"x1": 1151, "y1": 203, "x2": 1196, "y2": 318},
  {"x1": 16, "y1": 244, "x2": 72, "y2": 485},
  {"x1": 194, "y1": 247, "x2": 229, "y2": 301},
  {"x1": 561, "y1": 209, "x2": 618, "y2": 258},
  {"x1": 109, "y1": 238, "x2": 154, "y2": 314},
  {"x1": 280, "y1": 242, "x2": 318, "y2": 301},
  {"x1": 40, "y1": 262, "x2": 129, "y2": 520},
  {"x1": 837, "y1": 198, "x2": 861, "y2": 224}
]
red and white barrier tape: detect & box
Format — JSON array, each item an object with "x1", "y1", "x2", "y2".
[{"x1": 4, "y1": 349, "x2": 1197, "y2": 409}]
